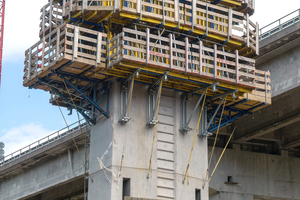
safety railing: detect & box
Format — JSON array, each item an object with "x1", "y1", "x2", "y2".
[
  {"x1": 247, "y1": 0, "x2": 255, "y2": 10},
  {"x1": 107, "y1": 27, "x2": 258, "y2": 89},
  {"x1": 24, "y1": 23, "x2": 107, "y2": 84},
  {"x1": 241, "y1": 69, "x2": 271, "y2": 104},
  {"x1": 62, "y1": 0, "x2": 115, "y2": 18},
  {"x1": 259, "y1": 9, "x2": 300, "y2": 41},
  {"x1": 244, "y1": 13, "x2": 259, "y2": 54},
  {"x1": 39, "y1": 0, "x2": 116, "y2": 38},
  {"x1": 24, "y1": 23, "x2": 66, "y2": 83},
  {"x1": 0, "y1": 120, "x2": 88, "y2": 167},
  {"x1": 39, "y1": 2, "x2": 63, "y2": 38},
  {"x1": 121, "y1": 0, "x2": 258, "y2": 53}
]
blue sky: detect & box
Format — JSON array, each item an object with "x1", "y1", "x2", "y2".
[{"x1": 0, "y1": 0, "x2": 299, "y2": 155}]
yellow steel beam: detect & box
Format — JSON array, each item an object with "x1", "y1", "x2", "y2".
[
  {"x1": 119, "y1": 12, "x2": 242, "y2": 46},
  {"x1": 241, "y1": 49, "x2": 252, "y2": 57},
  {"x1": 106, "y1": 66, "x2": 239, "y2": 100},
  {"x1": 110, "y1": 18, "x2": 128, "y2": 26},
  {"x1": 202, "y1": 0, "x2": 241, "y2": 8},
  {"x1": 220, "y1": 0, "x2": 241, "y2": 7},
  {"x1": 96, "y1": 11, "x2": 113, "y2": 24},
  {"x1": 65, "y1": 11, "x2": 82, "y2": 23},
  {"x1": 86, "y1": 11, "x2": 98, "y2": 21},
  {"x1": 117, "y1": 61, "x2": 252, "y2": 93}
]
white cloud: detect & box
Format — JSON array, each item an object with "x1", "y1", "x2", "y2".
[
  {"x1": 0, "y1": 123, "x2": 54, "y2": 156},
  {"x1": 3, "y1": 0, "x2": 48, "y2": 62}
]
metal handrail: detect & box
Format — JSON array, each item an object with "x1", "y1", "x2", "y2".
[
  {"x1": 259, "y1": 9, "x2": 300, "y2": 41},
  {"x1": 0, "y1": 120, "x2": 87, "y2": 167}
]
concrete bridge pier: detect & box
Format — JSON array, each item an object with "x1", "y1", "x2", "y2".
[{"x1": 87, "y1": 81, "x2": 209, "y2": 200}]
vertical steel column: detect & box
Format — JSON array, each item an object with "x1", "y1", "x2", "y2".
[
  {"x1": 83, "y1": 0, "x2": 87, "y2": 13},
  {"x1": 199, "y1": 40, "x2": 202, "y2": 76},
  {"x1": 35, "y1": 42, "x2": 38, "y2": 76},
  {"x1": 214, "y1": 44, "x2": 217, "y2": 79},
  {"x1": 28, "y1": 47, "x2": 32, "y2": 81},
  {"x1": 162, "y1": 0, "x2": 165, "y2": 24},
  {"x1": 146, "y1": 28, "x2": 150, "y2": 64},
  {"x1": 228, "y1": 8, "x2": 232, "y2": 41},
  {"x1": 169, "y1": 33, "x2": 173, "y2": 69},
  {"x1": 56, "y1": 27, "x2": 60, "y2": 62},
  {"x1": 42, "y1": 5, "x2": 46, "y2": 38},
  {"x1": 42, "y1": 37, "x2": 45, "y2": 69},
  {"x1": 48, "y1": 0, "x2": 53, "y2": 69},
  {"x1": 73, "y1": 26, "x2": 79, "y2": 62},
  {"x1": 69, "y1": 0, "x2": 72, "y2": 19},
  {"x1": 206, "y1": 3, "x2": 208, "y2": 35},
  {"x1": 96, "y1": 32, "x2": 102, "y2": 67},
  {"x1": 235, "y1": 50, "x2": 239, "y2": 84},
  {"x1": 256, "y1": 22, "x2": 259, "y2": 55},
  {"x1": 192, "y1": 0, "x2": 195, "y2": 31},
  {"x1": 246, "y1": 14, "x2": 250, "y2": 47},
  {"x1": 185, "y1": 37, "x2": 189, "y2": 73},
  {"x1": 55, "y1": 3, "x2": 58, "y2": 28},
  {"x1": 62, "y1": 0, "x2": 66, "y2": 17},
  {"x1": 265, "y1": 71, "x2": 268, "y2": 104},
  {"x1": 117, "y1": 33, "x2": 120, "y2": 61}
]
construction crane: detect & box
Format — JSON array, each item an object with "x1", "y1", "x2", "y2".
[{"x1": 0, "y1": 0, "x2": 5, "y2": 87}]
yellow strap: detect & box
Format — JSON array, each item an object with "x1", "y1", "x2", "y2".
[
  {"x1": 119, "y1": 77, "x2": 135, "y2": 173},
  {"x1": 147, "y1": 79, "x2": 163, "y2": 178},
  {"x1": 207, "y1": 125, "x2": 237, "y2": 183},
  {"x1": 204, "y1": 99, "x2": 226, "y2": 183},
  {"x1": 183, "y1": 90, "x2": 207, "y2": 184},
  {"x1": 127, "y1": 77, "x2": 135, "y2": 117}
]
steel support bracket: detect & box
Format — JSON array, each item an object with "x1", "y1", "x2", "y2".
[
  {"x1": 180, "y1": 83, "x2": 219, "y2": 134},
  {"x1": 119, "y1": 68, "x2": 140, "y2": 124},
  {"x1": 148, "y1": 71, "x2": 168, "y2": 92},
  {"x1": 199, "y1": 89, "x2": 238, "y2": 138},
  {"x1": 147, "y1": 72, "x2": 167, "y2": 127},
  {"x1": 40, "y1": 80, "x2": 96, "y2": 125},
  {"x1": 60, "y1": 75, "x2": 109, "y2": 118}
]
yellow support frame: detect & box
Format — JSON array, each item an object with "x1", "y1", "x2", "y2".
[{"x1": 111, "y1": 61, "x2": 252, "y2": 94}]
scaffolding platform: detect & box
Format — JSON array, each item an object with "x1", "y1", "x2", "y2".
[
  {"x1": 39, "y1": 0, "x2": 259, "y2": 57},
  {"x1": 24, "y1": 24, "x2": 270, "y2": 117},
  {"x1": 24, "y1": 24, "x2": 107, "y2": 91}
]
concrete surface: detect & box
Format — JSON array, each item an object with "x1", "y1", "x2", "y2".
[
  {"x1": 208, "y1": 147, "x2": 300, "y2": 200},
  {"x1": 89, "y1": 82, "x2": 209, "y2": 200},
  {"x1": 257, "y1": 21, "x2": 300, "y2": 97}
]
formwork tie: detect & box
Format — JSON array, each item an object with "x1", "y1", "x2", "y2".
[
  {"x1": 147, "y1": 79, "x2": 163, "y2": 179},
  {"x1": 182, "y1": 90, "x2": 207, "y2": 185}
]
